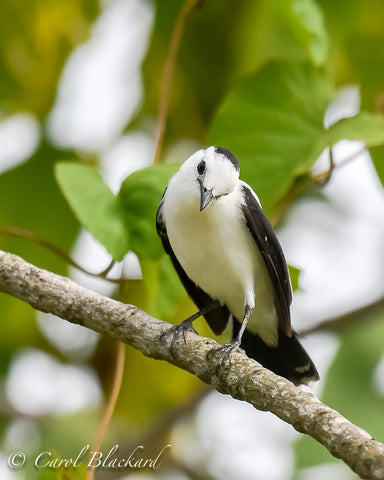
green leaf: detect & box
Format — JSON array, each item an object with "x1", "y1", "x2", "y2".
[
  {"x1": 370, "y1": 146, "x2": 384, "y2": 187},
  {"x1": 270, "y1": 0, "x2": 328, "y2": 65},
  {"x1": 288, "y1": 264, "x2": 301, "y2": 292},
  {"x1": 327, "y1": 112, "x2": 384, "y2": 147},
  {"x1": 118, "y1": 164, "x2": 180, "y2": 261},
  {"x1": 323, "y1": 113, "x2": 384, "y2": 187},
  {"x1": 208, "y1": 61, "x2": 334, "y2": 215},
  {"x1": 55, "y1": 162, "x2": 129, "y2": 261},
  {"x1": 344, "y1": 34, "x2": 384, "y2": 187},
  {"x1": 346, "y1": 34, "x2": 384, "y2": 112}
]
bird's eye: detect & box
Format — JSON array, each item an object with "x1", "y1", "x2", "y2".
[{"x1": 197, "y1": 160, "x2": 206, "y2": 176}]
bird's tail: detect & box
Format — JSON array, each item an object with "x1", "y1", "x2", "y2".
[{"x1": 232, "y1": 318, "x2": 319, "y2": 386}]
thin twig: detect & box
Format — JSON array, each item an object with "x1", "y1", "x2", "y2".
[
  {"x1": 86, "y1": 341, "x2": 126, "y2": 480},
  {"x1": 312, "y1": 145, "x2": 367, "y2": 186},
  {"x1": 97, "y1": 259, "x2": 116, "y2": 278},
  {"x1": 0, "y1": 226, "x2": 139, "y2": 285},
  {"x1": 313, "y1": 146, "x2": 335, "y2": 186},
  {"x1": 300, "y1": 295, "x2": 384, "y2": 336},
  {"x1": 153, "y1": 0, "x2": 204, "y2": 164},
  {"x1": 87, "y1": 262, "x2": 129, "y2": 479},
  {"x1": 271, "y1": 145, "x2": 366, "y2": 225},
  {"x1": 334, "y1": 144, "x2": 367, "y2": 169}
]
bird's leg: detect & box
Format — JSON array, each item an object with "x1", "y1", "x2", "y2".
[
  {"x1": 208, "y1": 304, "x2": 253, "y2": 367},
  {"x1": 160, "y1": 300, "x2": 221, "y2": 357}
]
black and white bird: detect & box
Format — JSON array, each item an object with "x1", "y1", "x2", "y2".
[{"x1": 156, "y1": 146, "x2": 319, "y2": 385}]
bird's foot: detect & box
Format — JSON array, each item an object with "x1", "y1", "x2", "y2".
[
  {"x1": 208, "y1": 340, "x2": 240, "y2": 369},
  {"x1": 160, "y1": 318, "x2": 198, "y2": 357}
]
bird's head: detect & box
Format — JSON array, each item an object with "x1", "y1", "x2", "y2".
[{"x1": 175, "y1": 146, "x2": 240, "y2": 211}]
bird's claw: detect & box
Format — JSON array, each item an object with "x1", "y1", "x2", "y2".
[
  {"x1": 160, "y1": 319, "x2": 198, "y2": 357},
  {"x1": 208, "y1": 341, "x2": 240, "y2": 370}
]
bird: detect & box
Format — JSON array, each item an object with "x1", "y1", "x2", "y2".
[{"x1": 156, "y1": 146, "x2": 319, "y2": 386}]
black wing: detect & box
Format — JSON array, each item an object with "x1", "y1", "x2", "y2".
[
  {"x1": 156, "y1": 192, "x2": 230, "y2": 335},
  {"x1": 241, "y1": 184, "x2": 292, "y2": 337}
]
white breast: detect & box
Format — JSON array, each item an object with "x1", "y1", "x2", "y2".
[{"x1": 163, "y1": 185, "x2": 279, "y2": 346}]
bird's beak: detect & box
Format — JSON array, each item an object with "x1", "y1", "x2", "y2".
[{"x1": 199, "y1": 182, "x2": 213, "y2": 211}]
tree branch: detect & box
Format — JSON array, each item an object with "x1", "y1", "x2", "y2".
[
  {"x1": 0, "y1": 250, "x2": 384, "y2": 480},
  {"x1": 300, "y1": 295, "x2": 384, "y2": 336}
]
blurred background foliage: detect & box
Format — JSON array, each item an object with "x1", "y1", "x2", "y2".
[{"x1": 1, "y1": 0, "x2": 384, "y2": 479}]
